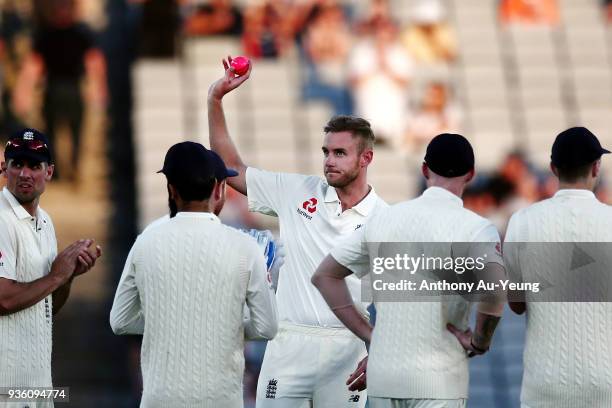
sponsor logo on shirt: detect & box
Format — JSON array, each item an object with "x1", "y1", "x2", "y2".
[
  {"x1": 349, "y1": 394, "x2": 360, "y2": 402},
  {"x1": 354, "y1": 224, "x2": 363, "y2": 231},
  {"x1": 265, "y1": 379, "x2": 278, "y2": 399},
  {"x1": 302, "y1": 197, "x2": 318, "y2": 213},
  {"x1": 297, "y1": 197, "x2": 318, "y2": 220},
  {"x1": 495, "y1": 242, "x2": 502, "y2": 256}
]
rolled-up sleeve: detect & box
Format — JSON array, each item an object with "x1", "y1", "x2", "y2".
[
  {"x1": 330, "y1": 226, "x2": 370, "y2": 278},
  {"x1": 110, "y1": 243, "x2": 144, "y2": 335},
  {"x1": 244, "y1": 243, "x2": 278, "y2": 340}
]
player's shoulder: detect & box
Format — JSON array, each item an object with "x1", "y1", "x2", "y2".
[
  {"x1": 247, "y1": 167, "x2": 320, "y2": 190},
  {"x1": 219, "y1": 225, "x2": 263, "y2": 255}
]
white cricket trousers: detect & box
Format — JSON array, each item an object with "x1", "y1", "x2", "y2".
[
  {"x1": 369, "y1": 398, "x2": 466, "y2": 408},
  {"x1": 256, "y1": 323, "x2": 367, "y2": 408}
]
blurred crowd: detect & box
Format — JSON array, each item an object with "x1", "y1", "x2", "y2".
[
  {"x1": 460, "y1": 151, "x2": 610, "y2": 238},
  {"x1": 1, "y1": 0, "x2": 611, "y2": 406}
]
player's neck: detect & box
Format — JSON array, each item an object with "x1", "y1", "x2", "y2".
[
  {"x1": 177, "y1": 200, "x2": 213, "y2": 214},
  {"x1": 557, "y1": 179, "x2": 595, "y2": 192},
  {"x1": 335, "y1": 182, "x2": 371, "y2": 212},
  {"x1": 429, "y1": 181, "x2": 464, "y2": 198}
]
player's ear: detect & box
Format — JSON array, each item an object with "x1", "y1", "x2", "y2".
[
  {"x1": 422, "y1": 162, "x2": 429, "y2": 179},
  {"x1": 360, "y1": 148, "x2": 373, "y2": 167},
  {"x1": 550, "y1": 162, "x2": 559, "y2": 177},
  {"x1": 45, "y1": 163, "x2": 54, "y2": 181},
  {"x1": 213, "y1": 179, "x2": 225, "y2": 201},
  {"x1": 592, "y1": 159, "x2": 601, "y2": 178},
  {"x1": 465, "y1": 168, "x2": 475, "y2": 183},
  {"x1": 167, "y1": 183, "x2": 178, "y2": 201}
]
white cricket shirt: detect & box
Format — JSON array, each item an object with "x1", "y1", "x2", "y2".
[
  {"x1": 246, "y1": 167, "x2": 388, "y2": 327},
  {"x1": 0, "y1": 187, "x2": 57, "y2": 388},
  {"x1": 109, "y1": 212, "x2": 278, "y2": 407},
  {"x1": 331, "y1": 186, "x2": 503, "y2": 399},
  {"x1": 504, "y1": 189, "x2": 612, "y2": 408}
]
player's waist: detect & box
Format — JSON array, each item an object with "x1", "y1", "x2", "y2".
[{"x1": 279, "y1": 322, "x2": 356, "y2": 337}]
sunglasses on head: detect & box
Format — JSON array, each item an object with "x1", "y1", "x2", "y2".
[{"x1": 5, "y1": 138, "x2": 49, "y2": 153}]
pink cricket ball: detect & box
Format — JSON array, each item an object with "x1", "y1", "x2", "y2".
[{"x1": 231, "y1": 56, "x2": 250, "y2": 76}]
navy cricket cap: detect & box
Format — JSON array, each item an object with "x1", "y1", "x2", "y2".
[
  {"x1": 157, "y1": 141, "x2": 238, "y2": 182},
  {"x1": 551, "y1": 127, "x2": 610, "y2": 168},
  {"x1": 4, "y1": 128, "x2": 52, "y2": 164},
  {"x1": 424, "y1": 133, "x2": 475, "y2": 178}
]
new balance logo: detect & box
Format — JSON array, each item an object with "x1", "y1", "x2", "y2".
[
  {"x1": 266, "y1": 379, "x2": 278, "y2": 399},
  {"x1": 349, "y1": 394, "x2": 360, "y2": 402}
]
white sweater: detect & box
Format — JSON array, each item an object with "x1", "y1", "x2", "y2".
[
  {"x1": 0, "y1": 188, "x2": 57, "y2": 388},
  {"x1": 505, "y1": 189, "x2": 612, "y2": 408},
  {"x1": 331, "y1": 187, "x2": 503, "y2": 399},
  {"x1": 110, "y1": 212, "x2": 278, "y2": 408}
]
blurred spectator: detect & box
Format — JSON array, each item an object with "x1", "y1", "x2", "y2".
[
  {"x1": 354, "y1": 0, "x2": 391, "y2": 36},
  {"x1": 401, "y1": 0, "x2": 457, "y2": 65},
  {"x1": 139, "y1": 0, "x2": 180, "y2": 57},
  {"x1": 605, "y1": 0, "x2": 612, "y2": 22},
  {"x1": 242, "y1": 1, "x2": 284, "y2": 58},
  {"x1": 403, "y1": 82, "x2": 462, "y2": 153},
  {"x1": 13, "y1": 0, "x2": 107, "y2": 181},
  {"x1": 301, "y1": 2, "x2": 353, "y2": 115},
  {"x1": 0, "y1": 0, "x2": 30, "y2": 141},
  {"x1": 500, "y1": 0, "x2": 560, "y2": 26},
  {"x1": 183, "y1": 0, "x2": 243, "y2": 37},
  {"x1": 349, "y1": 18, "x2": 413, "y2": 146}
]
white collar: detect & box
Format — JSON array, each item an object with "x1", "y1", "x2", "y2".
[
  {"x1": 174, "y1": 212, "x2": 221, "y2": 223},
  {"x1": 324, "y1": 185, "x2": 379, "y2": 216},
  {"x1": 553, "y1": 189, "x2": 596, "y2": 199},
  {"x1": 421, "y1": 186, "x2": 463, "y2": 206},
  {"x1": 2, "y1": 187, "x2": 38, "y2": 220}
]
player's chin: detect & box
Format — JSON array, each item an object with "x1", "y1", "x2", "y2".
[{"x1": 325, "y1": 172, "x2": 347, "y2": 188}]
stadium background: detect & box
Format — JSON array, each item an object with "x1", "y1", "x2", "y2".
[{"x1": 0, "y1": 0, "x2": 611, "y2": 406}]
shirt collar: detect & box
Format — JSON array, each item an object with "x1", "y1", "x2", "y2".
[
  {"x1": 2, "y1": 187, "x2": 36, "y2": 220},
  {"x1": 553, "y1": 189, "x2": 596, "y2": 199},
  {"x1": 175, "y1": 212, "x2": 221, "y2": 223},
  {"x1": 324, "y1": 185, "x2": 379, "y2": 216},
  {"x1": 421, "y1": 186, "x2": 464, "y2": 206}
]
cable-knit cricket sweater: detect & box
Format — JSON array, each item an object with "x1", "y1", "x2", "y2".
[
  {"x1": 0, "y1": 188, "x2": 57, "y2": 389},
  {"x1": 505, "y1": 189, "x2": 612, "y2": 408},
  {"x1": 110, "y1": 212, "x2": 278, "y2": 408},
  {"x1": 331, "y1": 187, "x2": 504, "y2": 399}
]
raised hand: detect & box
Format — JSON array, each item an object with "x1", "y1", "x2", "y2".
[{"x1": 208, "y1": 55, "x2": 252, "y2": 100}]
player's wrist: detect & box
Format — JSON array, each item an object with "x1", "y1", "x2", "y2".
[{"x1": 470, "y1": 338, "x2": 489, "y2": 354}]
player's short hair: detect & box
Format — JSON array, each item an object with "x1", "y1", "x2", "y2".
[
  {"x1": 170, "y1": 176, "x2": 216, "y2": 202},
  {"x1": 324, "y1": 115, "x2": 375, "y2": 152},
  {"x1": 556, "y1": 160, "x2": 596, "y2": 183}
]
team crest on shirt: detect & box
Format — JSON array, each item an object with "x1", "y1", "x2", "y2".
[
  {"x1": 265, "y1": 379, "x2": 278, "y2": 399},
  {"x1": 297, "y1": 197, "x2": 318, "y2": 220}
]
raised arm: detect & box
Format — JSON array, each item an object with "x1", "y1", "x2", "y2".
[{"x1": 207, "y1": 56, "x2": 252, "y2": 195}]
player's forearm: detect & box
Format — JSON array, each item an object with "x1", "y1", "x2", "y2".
[
  {"x1": 0, "y1": 273, "x2": 67, "y2": 316},
  {"x1": 52, "y1": 278, "x2": 73, "y2": 316},
  {"x1": 207, "y1": 95, "x2": 247, "y2": 193},
  {"x1": 472, "y1": 311, "x2": 501, "y2": 351},
  {"x1": 312, "y1": 271, "x2": 372, "y2": 343}
]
